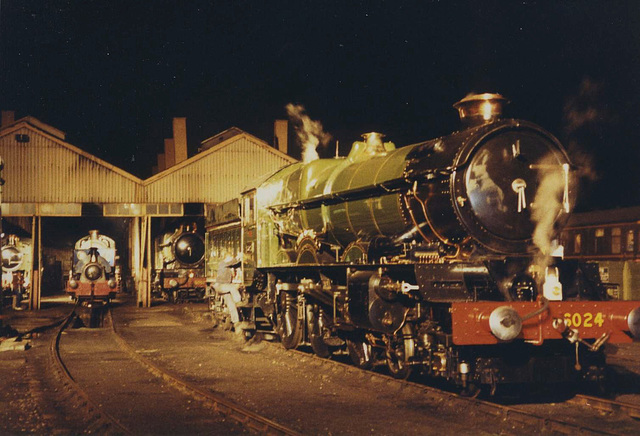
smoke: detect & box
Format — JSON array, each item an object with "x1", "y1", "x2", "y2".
[
  {"x1": 562, "y1": 77, "x2": 610, "y2": 183},
  {"x1": 531, "y1": 155, "x2": 571, "y2": 271},
  {"x1": 286, "y1": 104, "x2": 332, "y2": 163}
]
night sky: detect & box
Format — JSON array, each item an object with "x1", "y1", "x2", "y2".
[{"x1": 1, "y1": 1, "x2": 640, "y2": 212}]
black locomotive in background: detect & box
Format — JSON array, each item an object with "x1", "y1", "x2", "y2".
[
  {"x1": 207, "y1": 93, "x2": 640, "y2": 395},
  {"x1": 153, "y1": 219, "x2": 206, "y2": 303}
]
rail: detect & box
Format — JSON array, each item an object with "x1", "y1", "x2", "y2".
[
  {"x1": 49, "y1": 305, "x2": 131, "y2": 434},
  {"x1": 107, "y1": 308, "x2": 301, "y2": 436}
]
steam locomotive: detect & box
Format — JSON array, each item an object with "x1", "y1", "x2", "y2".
[
  {"x1": 66, "y1": 230, "x2": 118, "y2": 302},
  {"x1": 153, "y1": 221, "x2": 206, "y2": 303},
  {"x1": 209, "y1": 93, "x2": 640, "y2": 394},
  {"x1": 1, "y1": 235, "x2": 32, "y2": 308}
]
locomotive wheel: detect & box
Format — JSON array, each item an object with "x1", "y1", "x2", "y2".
[
  {"x1": 460, "y1": 383, "x2": 482, "y2": 398},
  {"x1": 307, "y1": 304, "x2": 330, "y2": 358},
  {"x1": 277, "y1": 291, "x2": 303, "y2": 349},
  {"x1": 346, "y1": 334, "x2": 374, "y2": 370},
  {"x1": 386, "y1": 346, "x2": 411, "y2": 379}
]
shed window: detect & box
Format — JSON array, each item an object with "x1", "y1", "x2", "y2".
[
  {"x1": 612, "y1": 227, "x2": 621, "y2": 254},
  {"x1": 574, "y1": 233, "x2": 582, "y2": 254},
  {"x1": 627, "y1": 230, "x2": 635, "y2": 252},
  {"x1": 595, "y1": 228, "x2": 605, "y2": 253}
]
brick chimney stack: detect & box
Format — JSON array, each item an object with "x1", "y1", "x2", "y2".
[
  {"x1": 173, "y1": 117, "x2": 188, "y2": 164},
  {"x1": 1, "y1": 111, "x2": 15, "y2": 128},
  {"x1": 274, "y1": 119, "x2": 288, "y2": 155}
]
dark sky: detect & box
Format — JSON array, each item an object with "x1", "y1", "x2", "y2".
[{"x1": 1, "y1": 0, "x2": 640, "y2": 211}]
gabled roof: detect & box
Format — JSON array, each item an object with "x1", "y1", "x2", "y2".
[
  {"x1": 0, "y1": 117, "x2": 296, "y2": 206},
  {"x1": 0, "y1": 116, "x2": 66, "y2": 140},
  {"x1": 144, "y1": 129, "x2": 295, "y2": 185},
  {"x1": 0, "y1": 117, "x2": 142, "y2": 184},
  {"x1": 198, "y1": 126, "x2": 244, "y2": 152}
]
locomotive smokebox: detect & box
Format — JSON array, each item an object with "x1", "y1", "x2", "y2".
[{"x1": 453, "y1": 93, "x2": 508, "y2": 126}]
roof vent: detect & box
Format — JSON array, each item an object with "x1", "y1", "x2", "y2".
[{"x1": 453, "y1": 93, "x2": 508, "y2": 127}]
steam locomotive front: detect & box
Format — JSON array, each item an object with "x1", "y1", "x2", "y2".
[
  {"x1": 155, "y1": 224, "x2": 206, "y2": 302},
  {"x1": 67, "y1": 231, "x2": 117, "y2": 300},
  {"x1": 172, "y1": 232, "x2": 205, "y2": 267},
  {"x1": 405, "y1": 94, "x2": 573, "y2": 255},
  {"x1": 1, "y1": 236, "x2": 32, "y2": 303}
]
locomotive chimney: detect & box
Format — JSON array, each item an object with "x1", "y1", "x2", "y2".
[
  {"x1": 453, "y1": 93, "x2": 508, "y2": 127},
  {"x1": 89, "y1": 230, "x2": 99, "y2": 241}
]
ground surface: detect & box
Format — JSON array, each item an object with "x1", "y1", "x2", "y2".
[{"x1": 0, "y1": 293, "x2": 639, "y2": 434}]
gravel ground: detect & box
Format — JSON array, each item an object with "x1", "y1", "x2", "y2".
[
  {"x1": 0, "y1": 294, "x2": 639, "y2": 435},
  {"x1": 112, "y1": 301, "x2": 487, "y2": 435},
  {"x1": 60, "y1": 323, "x2": 246, "y2": 434}
]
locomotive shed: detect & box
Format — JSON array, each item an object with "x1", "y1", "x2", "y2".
[
  {"x1": 0, "y1": 114, "x2": 295, "y2": 309},
  {"x1": 1, "y1": 296, "x2": 640, "y2": 435}
]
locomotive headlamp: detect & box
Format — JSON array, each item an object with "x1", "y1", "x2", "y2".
[
  {"x1": 68, "y1": 278, "x2": 78, "y2": 289},
  {"x1": 169, "y1": 279, "x2": 179, "y2": 289},
  {"x1": 489, "y1": 306, "x2": 523, "y2": 341},
  {"x1": 108, "y1": 279, "x2": 116, "y2": 289},
  {"x1": 84, "y1": 264, "x2": 102, "y2": 281}
]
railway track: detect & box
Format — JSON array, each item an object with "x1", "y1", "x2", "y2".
[
  {"x1": 569, "y1": 394, "x2": 640, "y2": 420},
  {"x1": 45, "y1": 301, "x2": 640, "y2": 435},
  {"x1": 107, "y1": 309, "x2": 300, "y2": 435},
  {"x1": 48, "y1": 307, "x2": 130, "y2": 434},
  {"x1": 50, "y1": 307, "x2": 300, "y2": 435},
  {"x1": 278, "y1": 344, "x2": 640, "y2": 435}
]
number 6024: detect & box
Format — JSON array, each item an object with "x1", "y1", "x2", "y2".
[{"x1": 563, "y1": 312, "x2": 604, "y2": 328}]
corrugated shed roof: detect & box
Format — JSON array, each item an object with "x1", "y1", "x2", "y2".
[
  {"x1": 145, "y1": 132, "x2": 297, "y2": 203},
  {"x1": 0, "y1": 118, "x2": 296, "y2": 209},
  {"x1": 0, "y1": 119, "x2": 144, "y2": 204}
]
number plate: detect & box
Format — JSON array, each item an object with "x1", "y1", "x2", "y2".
[{"x1": 562, "y1": 312, "x2": 605, "y2": 328}]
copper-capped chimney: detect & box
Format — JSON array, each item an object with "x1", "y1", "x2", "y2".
[{"x1": 453, "y1": 93, "x2": 508, "y2": 127}]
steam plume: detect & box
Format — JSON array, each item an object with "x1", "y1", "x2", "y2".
[
  {"x1": 531, "y1": 155, "x2": 571, "y2": 271},
  {"x1": 286, "y1": 104, "x2": 331, "y2": 162}
]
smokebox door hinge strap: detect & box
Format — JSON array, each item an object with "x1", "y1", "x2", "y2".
[{"x1": 511, "y1": 178, "x2": 527, "y2": 213}]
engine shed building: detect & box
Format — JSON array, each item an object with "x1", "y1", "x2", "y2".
[
  {"x1": 561, "y1": 206, "x2": 640, "y2": 300},
  {"x1": 0, "y1": 113, "x2": 295, "y2": 309}
]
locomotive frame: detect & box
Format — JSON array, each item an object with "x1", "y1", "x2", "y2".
[{"x1": 205, "y1": 94, "x2": 640, "y2": 395}]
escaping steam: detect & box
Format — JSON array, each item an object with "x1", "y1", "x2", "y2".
[
  {"x1": 286, "y1": 104, "x2": 331, "y2": 163},
  {"x1": 531, "y1": 155, "x2": 572, "y2": 271}
]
